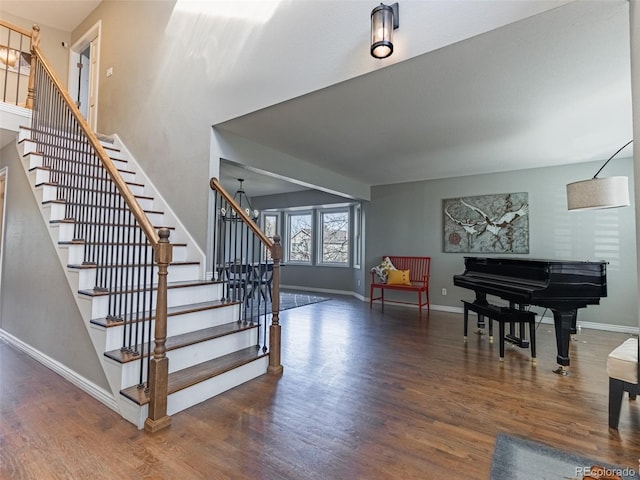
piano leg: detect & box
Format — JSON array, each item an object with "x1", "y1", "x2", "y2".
[
  {"x1": 552, "y1": 309, "x2": 577, "y2": 376},
  {"x1": 474, "y1": 293, "x2": 488, "y2": 336}
]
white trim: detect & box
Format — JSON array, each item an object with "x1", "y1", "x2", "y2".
[
  {"x1": 0, "y1": 102, "x2": 31, "y2": 133},
  {"x1": 370, "y1": 301, "x2": 640, "y2": 334},
  {"x1": 68, "y1": 20, "x2": 102, "y2": 131},
  {"x1": 0, "y1": 167, "x2": 7, "y2": 321},
  {"x1": 215, "y1": 282, "x2": 640, "y2": 335},
  {"x1": 0, "y1": 329, "x2": 119, "y2": 413}
]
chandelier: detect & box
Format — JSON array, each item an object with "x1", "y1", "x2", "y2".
[{"x1": 221, "y1": 178, "x2": 259, "y2": 221}]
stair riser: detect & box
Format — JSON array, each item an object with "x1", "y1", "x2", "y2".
[
  {"x1": 49, "y1": 192, "x2": 155, "y2": 211},
  {"x1": 20, "y1": 135, "x2": 121, "y2": 162},
  {"x1": 117, "y1": 356, "x2": 269, "y2": 430},
  {"x1": 102, "y1": 305, "x2": 240, "y2": 351},
  {"x1": 18, "y1": 138, "x2": 37, "y2": 155},
  {"x1": 72, "y1": 263, "x2": 200, "y2": 291},
  {"x1": 21, "y1": 143, "x2": 138, "y2": 184},
  {"x1": 29, "y1": 168, "x2": 50, "y2": 186},
  {"x1": 166, "y1": 357, "x2": 268, "y2": 417},
  {"x1": 44, "y1": 201, "x2": 164, "y2": 226},
  {"x1": 118, "y1": 328, "x2": 260, "y2": 387},
  {"x1": 167, "y1": 328, "x2": 260, "y2": 373},
  {"x1": 39, "y1": 184, "x2": 57, "y2": 203},
  {"x1": 25, "y1": 152, "x2": 44, "y2": 170},
  {"x1": 48, "y1": 204, "x2": 159, "y2": 225},
  {"x1": 65, "y1": 243, "x2": 187, "y2": 266},
  {"x1": 42, "y1": 202, "x2": 66, "y2": 221},
  {"x1": 127, "y1": 183, "x2": 145, "y2": 196},
  {"x1": 106, "y1": 148, "x2": 127, "y2": 161},
  {"x1": 86, "y1": 282, "x2": 222, "y2": 319}
]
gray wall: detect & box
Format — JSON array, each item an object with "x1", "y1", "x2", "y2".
[
  {"x1": 366, "y1": 156, "x2": 637, "y2": 328},
  {"x1": 0, "y1": 142, "x2": 110, "y2": 389}
]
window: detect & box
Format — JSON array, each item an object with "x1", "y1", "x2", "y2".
[
  {"x1": 263, "y1": 213, "x2": 279, "y2": 239},
  {"x1": 286, "y1": 212, "x2": 312, "y2": 263},
  {"x1": 319, "y1": 209, "x2": 349, "y2": 265},
  {"x1": 353, "y1": 204, "x2": 361, "y2": 269},
  {"x1": 262, "y1": 213, "x2": 279, "y2": 260}
]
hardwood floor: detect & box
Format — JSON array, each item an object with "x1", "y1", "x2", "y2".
[{"x1": 2, "y1": 296, "x2": 639, "y2": 479}]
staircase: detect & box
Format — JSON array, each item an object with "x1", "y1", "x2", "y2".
[{"x1": 16, "y1": 127, "x2": 270, "y2": 429}]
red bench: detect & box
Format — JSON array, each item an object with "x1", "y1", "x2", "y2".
[{"x1": 370, "y1": 256, "x2": 431, "y2": 314}]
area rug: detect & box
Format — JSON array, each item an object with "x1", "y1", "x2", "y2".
[
  {"x1": 249, "y1": 290, "x2": 330, "y2": 315},
  {"x1": 279, "y1": 291, "x2": 330, "y2": 311},
  {"x1": 490, "y1": 433, "x2": 639, "y2": 480}
]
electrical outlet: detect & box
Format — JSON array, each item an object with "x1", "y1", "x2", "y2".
[{"x1": 441, "y1": 288, "x2": 447, "y2": 296}]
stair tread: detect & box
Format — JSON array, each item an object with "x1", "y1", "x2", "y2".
[
  {"x1": 79, "y1": 279, "x2": 221, "y2": 298},
  {"x1": 59, "y1": 240, "x2": 187, "y2": 247},
  {"x1": 104, "y1": 320, "x2": 259, "y2": 363},
  {"x1": 50, "y1": 218, "x2": 173, "y2": 228},
  {"x1": 36, "y1": 182, "x2": 153, "y2": 200},
  {"x1": 41, "y1": 198, "x2": 163, "y2": 214},
  {"x1": 29, "y1": 163, "x2": 135, "y2": 176},
  {"x1": 67, "y1": 260, "x2": 199, "y2": 269},
  {"x1": 120, "y1": 347, "x2": 268, "y2": 405},
  {"x1": 89, "y1": 298, "x2": 238, "y2": 327}
]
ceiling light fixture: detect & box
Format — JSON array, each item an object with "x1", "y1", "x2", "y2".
[
  {"x1": 221, "y1": 178, "x2": 259, "y2": 221},
  {"x1": 566, "y1": 140, "x2": 633, "y2": 211},
  {"x1": 371, "y1": 2, "x2": 399, "y2": 59}
]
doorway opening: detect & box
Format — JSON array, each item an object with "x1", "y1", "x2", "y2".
[{"x1": 68, "y1": 20, "x2": 101, "y2": 131}]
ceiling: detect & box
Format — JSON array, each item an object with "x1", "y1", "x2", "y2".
[
  {"x1": 0, "y1": 0, "x2": 102, "y2": 32},
  {"x1": 216, "y1": 0, "x2": 633, "y2": 198},
  {"x1": 2, "y1": 1, "x2": 633, "y2": 200}
]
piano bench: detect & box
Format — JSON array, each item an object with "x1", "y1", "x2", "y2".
[
  {"x1": 607, "y1": 337, "x2": 638, "y2": 429},
  {"x1": 462, "y1": 301, "x2": 537, "y2": 363}
]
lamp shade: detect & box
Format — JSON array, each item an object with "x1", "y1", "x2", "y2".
[
  {"x1": 371, "y1": 3, "x2": 398, "y2": 59},
  {"x1": 566, "y1": 176, "x2": 630, "y2": 211}
]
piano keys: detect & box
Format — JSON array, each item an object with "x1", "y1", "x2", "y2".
[{"x1": 453, "y1": 257, "x2": 607, "y2": 375}]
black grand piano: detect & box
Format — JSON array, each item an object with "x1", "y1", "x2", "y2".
[{"x1": 453, "y1": 257, "x2": 607, "y2": 374}]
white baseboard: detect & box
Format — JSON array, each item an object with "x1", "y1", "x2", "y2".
[
  {"x1": 437, "y1": 305, "x2": 639, "y2": 334},
  {"x1": 368, "y1": 299, "x2": 640, "y2": 334},
  {"x1": 0, "y1": 329, "x2": 119, "y2": 412}
]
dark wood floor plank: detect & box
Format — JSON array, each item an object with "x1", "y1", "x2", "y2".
[{"x1": 1, "y1": 295, "x2": 639, "y2": 479}]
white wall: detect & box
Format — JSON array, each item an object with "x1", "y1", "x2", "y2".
[{"x1": 68, "y1": 0, "x2": 577, "y2": 251}]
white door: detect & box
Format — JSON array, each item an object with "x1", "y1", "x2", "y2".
[
  {"x1": 68, "y1": 21, "x2": 101, "y2": 131},
  {"x1": 87, "y1": 39, "x2": 98, "y2": 129},
  {"x1": 77, "y1": 45, "x2": 90, "y2": 118}
]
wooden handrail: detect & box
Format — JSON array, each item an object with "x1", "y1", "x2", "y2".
[
  {"x1": 210, "y1": 177, "x2": 274, "y2": 248},
  {"x1": 210, "y1": 177, "x2": 283, "y2": 375},
  {"x1": 30, "y1": 44, "x2": 160, "y2": 247},
  {"x1": 0, "y1": 19, "x2": 32, "y2": 37}
]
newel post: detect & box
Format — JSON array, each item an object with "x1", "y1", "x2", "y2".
[
  {"x1": 268, "y1": 235, "x2": 284, "y2": 375},
  {"x1": 25, "y1": 24, "x2": 40, "y2": 110},
  {"x1": 144, "y1": 228, "x2": 172, "y2": 433}
]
